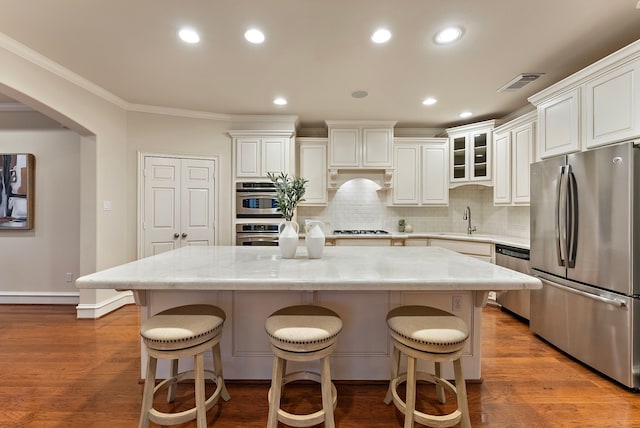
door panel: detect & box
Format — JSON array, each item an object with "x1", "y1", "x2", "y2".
[
  {"x1": 144, "y1": 157, "x2": 180, "y2": 257},
  {"x1": 181, "y1": 159, "x2": 215, "y2": 246}
]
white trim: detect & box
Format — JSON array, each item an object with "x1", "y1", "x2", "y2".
[
  {"x1": 228, "y1": 129, "x2": 295, "y2": 138},
  {"x1": 0, "y1": 102, "x2": 32, "y2": 111},
  {"x1": 0, "y1": 291, "x2": 79, "y2": 305},
  {"x1": 75, "y1": 292, "x2": 135, "y2": 319},
  {"x1": 128, "y1": 103, "x2": 231, "y2": 121}
]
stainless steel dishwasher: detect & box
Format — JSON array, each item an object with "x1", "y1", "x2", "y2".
[{"x1": 495, "y1": 244, "x2": 531, "y2": 320}]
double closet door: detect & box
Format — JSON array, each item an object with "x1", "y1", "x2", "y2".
[{"x1": 141, "y1": 155, "x2": 217, "y2": 258}]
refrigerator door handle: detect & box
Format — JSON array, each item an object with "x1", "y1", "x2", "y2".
[
  {"x1": 535, "y1": 275, "x2": 628, "y2": 308},
  {"x1": 567, "y1": 168, "x2": 578, "y2": 268},
  {"x1": 556, "y1": 166, "x2": 568, "y2": 267}
]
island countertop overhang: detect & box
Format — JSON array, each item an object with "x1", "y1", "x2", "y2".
[{"x1": 75, "y1": 246, "x2": 542, "y2": 292}]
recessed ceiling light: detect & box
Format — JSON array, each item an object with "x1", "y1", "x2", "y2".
[
  {"x1": 178, "y1": 28, "x2": 200, "y2": 44},
  {"x1": 351, "y1": 90, "x2": 368, "y2": 99},
  {"x1": 245, "y1": 28, "x2": 265, "y2": 44},
  {"x1": 434, "y1": 27, "x2": 463, "y2": 45},
  {"x1": 273, "y1": 97, "x2": 287, "y2": 106},
  {"x1": 371, "y1": 28, "x2": 392, "y2": 44},
  {"x1": 459, "y1": 111, "x2": 473, "y2": 118},
  {"x1": 422, "y1": 97, "x2": 437, "y2": 106}
]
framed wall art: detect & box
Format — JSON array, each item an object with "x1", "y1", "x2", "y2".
[{"x1": 0, "y1": 153, "x2": 35, "y2": 230}]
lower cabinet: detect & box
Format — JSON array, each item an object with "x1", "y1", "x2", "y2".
[{"x1": 428, "y1": 238, "x2": 494, "y2": 263}]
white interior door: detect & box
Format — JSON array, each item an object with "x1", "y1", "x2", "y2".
[{"x1": 142, "y1": 155, "x2": 216, "y2": 258}]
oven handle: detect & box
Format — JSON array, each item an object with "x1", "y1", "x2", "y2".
[{"x1": 535, "y1": 275, "x2": 627, "y2": 308}]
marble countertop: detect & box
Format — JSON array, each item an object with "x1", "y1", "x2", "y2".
[
  {"x1": 76, "y1": 246, "x2": 540, "y2": 292},
  {"x1": 322, "y1": 232, "x2": 529, "y2": 249}
]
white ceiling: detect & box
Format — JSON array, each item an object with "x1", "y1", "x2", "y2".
[{"x1": 1, "y1": 0, "x2": 640, "y2": 128}]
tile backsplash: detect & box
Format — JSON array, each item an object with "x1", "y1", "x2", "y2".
[{"x1": 298, "y1": 180, "x2": 529, "y2": 239}]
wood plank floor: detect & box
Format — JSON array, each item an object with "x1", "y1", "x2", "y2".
[{"x1": 1, "y1": 304, "x2": 639, "y2": 427}]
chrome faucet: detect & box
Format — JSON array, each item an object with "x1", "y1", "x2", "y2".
[{"x1": 463, "y1": 206, "x2": 476, "y2": 235}]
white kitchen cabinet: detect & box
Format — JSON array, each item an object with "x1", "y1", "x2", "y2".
[
  {"x1": 429, "y1": 238, "x2": 494, "y2": 263},
  {"x1": 297, "y1": 138, "x2": 328, "y2": 205},
  {"x1": 493, "y1": 112, "x2": 536, "y2": 205},
  {"x1": 229, "y1": 131, "x2": 293, "y2": 178},
  {"x1": 536, "y1": 88, "x2": 581, "y2": 159},
  {"x1": 392, "y1": 138, "x2": 449, "y2": 206},
  {"x1": 326, "y1": 121, "x2": 396, "y2": 168},
  {"x1": 446, "y1": 120, "x2": 495, "y2": 187},
  {"x1": 584, "y1": 58, "x2": 640, "y2": 149}
]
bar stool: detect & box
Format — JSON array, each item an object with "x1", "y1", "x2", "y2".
[
  {"x1": 265, "y1": 305, "x2": 343, "y2": 428},
  {"x1": 138, "y1": 304, "x2": 231, "y2": 428},
  {"x1": 384, "y1": 305, "x2": 471, "y2": 428}
]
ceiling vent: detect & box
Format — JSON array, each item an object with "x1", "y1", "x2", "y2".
[{"x1": 497, "y1": 73, "x2": 544, "y2": 92}]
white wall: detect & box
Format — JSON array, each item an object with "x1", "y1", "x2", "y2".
[{"x1": 0, "y1": 128, "x2": 81, "y2": 302}]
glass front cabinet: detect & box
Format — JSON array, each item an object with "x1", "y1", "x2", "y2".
[{"x1": 447, "y1": 120, "x2": 495, "y2": 186}]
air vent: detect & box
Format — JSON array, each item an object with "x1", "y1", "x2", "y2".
[{"x1": 497, "y1": 73, "x2": 544, "y2": 92}]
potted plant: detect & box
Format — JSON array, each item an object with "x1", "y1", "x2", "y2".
[
  {"x1": 267, "y1": 172, "x2": 308, "y2": 258},
  {"x1": 398, "y1": 219, "x2": 406, "y2": 232}
]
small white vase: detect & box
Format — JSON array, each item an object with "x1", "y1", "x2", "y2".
[
  {"x1": 305, "y1": 220, "x2": 325, "y2": 259},
  {"x1": 278, "y1": 220, "x2": 299, "y2": 259}
]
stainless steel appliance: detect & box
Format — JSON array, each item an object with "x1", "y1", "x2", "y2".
[
  {"x1": 530, "y1": 141, "x2": 640, "y2": 389},
  {"x1": 236, "y1": 223, "x2": 280, "y2": 246},
  {"x1": 236, "y1": 182, "x2": 281, "y2": 218},
  {"x1": 495, "y1": 244, "x2": 531, "y2": 320}
]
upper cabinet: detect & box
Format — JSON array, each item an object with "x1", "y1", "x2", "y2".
[
  {"x1": 493, "y1": 112, "x2": 536, "y2": 206},
  {"x1": 446, "y1": 120, "x2": 495, "y2": 187},
  {"x1": 229, "y1": 131, "x2": 294, "y2": 178},
  {"x1": 392, "y1": 138, "x2": 449, "y2": 206},
  {"x1": 326, "y1": 120, "x2": 396, "y2": 168},
  {"x1": 529, "y1": 39, "x2": 640, "y2": 159},
  {"x1": 297, "y1": 137, "x2": 328, "y2": 205}
]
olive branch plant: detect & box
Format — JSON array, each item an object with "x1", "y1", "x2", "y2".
[{"x1": 267, "y1": 172, "x2": 308, "y2": 221}]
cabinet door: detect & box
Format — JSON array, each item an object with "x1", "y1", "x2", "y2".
[
  {"x1": 236, "y1": 138, "x2": 261, "y2": 177},
  {"x1": 329, "y1": 128, "x2": 360, "y2": 167},
  {"x1": 493, "y1": 132, "x2": 511, "y2": 204},
  {"x1": 585, "y1": 59, "x2": 640, "y2": 149},
  {"x1": 450, "y1": 134, "x2": 468, "y2": 182},
  {"x1": 362, "y1": 128, "x2": 393, "y2": 167},
  {"x1": 393, "y1": 145, "x2": 420, "y2": 205},
  {"x1": 421, "y1": 143, "x2": 449, "y2": 205},
  {"x1": 512, "y1": 122, "x2": 534, "y2": 204},
  {"x1": 262, "y1": 138, "x2": 287, "y2": 176},
  {"x1": 537, "y1": 88, "x2": 581, "y2": 158},
  {"x1": 470, "y1": 130, "x2": 491, "y2": 181},
  {"x1": 299, "y1": 142, "x2": 328, "y2": 205}
]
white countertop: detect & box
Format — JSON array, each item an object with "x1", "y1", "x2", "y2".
[
  {"x1": 323, "y1": 232, "x2": 529, "y2": 249},
  {"x1": 76, "y1": 245, "x2": 540, "y2": 291}
]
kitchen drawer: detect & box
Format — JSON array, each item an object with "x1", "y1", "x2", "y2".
[
  {"x1": 429, "y1": 238, "x2": 493, "y2": 257},
  {"x1": 335, "y1": 238, "x2": 392, "y2": 246}
]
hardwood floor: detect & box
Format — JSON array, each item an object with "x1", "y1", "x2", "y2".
[{"x1": 0, "y1": 304, "x2": 638, "y2": 427}]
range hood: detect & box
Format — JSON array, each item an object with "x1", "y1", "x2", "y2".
[{"x1": 328, "y1": 168, "x2": 393, "y2": 190}]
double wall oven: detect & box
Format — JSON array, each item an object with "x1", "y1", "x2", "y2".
[{"x1": 235, "y1": 182, "x2": 282, "y2": 246}]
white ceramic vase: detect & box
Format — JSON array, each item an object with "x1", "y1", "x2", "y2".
[
  {"x1": 278, "y1": 220, "x2": 299, "y2": 259},
  {"x1": 305, "y1": 220, "x2": 325, "y2": 259}
]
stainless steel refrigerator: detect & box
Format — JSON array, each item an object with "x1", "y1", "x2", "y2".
[{"x1": 530, "y1": 141, "x2": 640, "y2": 390}]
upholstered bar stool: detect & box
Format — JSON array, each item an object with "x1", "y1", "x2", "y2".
[
  {"x1": 138, "y1": 304, "x2": 231, "y2": 428},
  {"x1": 384, "y1": 305, "x2": 471, "y2": 428},
  {"x1": 265, "y1": 305, "x2": 343, "y2": 428}
]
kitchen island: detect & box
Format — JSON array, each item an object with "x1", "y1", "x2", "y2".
[{"x1": 76, "y1": 245, "x2": 541, "y2": 381}]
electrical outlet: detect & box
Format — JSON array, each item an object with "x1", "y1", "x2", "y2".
[
  {"x1": 65, "y1": 272, "x2": 73, "y2": 283},
  {"x1": 452, "y1": 295, "x2": 462, "y2": 312}
]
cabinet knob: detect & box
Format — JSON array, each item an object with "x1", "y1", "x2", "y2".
[
  {"x1": 182, "y1": 233, "x2": 188, "y2": 238},
  {"x1": 173, "y1": 233, "x2": 180, "y2": 239}
]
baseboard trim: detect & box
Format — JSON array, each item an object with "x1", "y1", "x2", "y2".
[
  {"x1": 0, "y1": 291, "x2": 80, "y2": 305},
  {"x1": 75, "y1": 292, "x2": 135, "y2": 319}
]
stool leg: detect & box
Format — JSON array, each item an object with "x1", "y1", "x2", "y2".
[
  {"x1": 321, "y1": 355, "x2": 336, "y2": 428},
  {"x1": 195, "y1": 352, "x2": 207, "y2": 428},
  {"x1": 138, "y1": 355, "x2": 157, "y2": 428},
  {"x1": 384, "y1": 345, "x2": 401, "y2": 405},
  {"x1": 212, "y1": 342, "x2": 231, "y2": 401},
  {"x1": 435, "y1": 361, "x2": 446, "y2": 404},
  {"x1": 454, "y1": 358, "x2": 471, "y2": 428},
  {"x1": 267, "y1": 356, "x2": 285, "y2": 428},
  {"x1": 167, "y1": 358, "x2": 179, "y2": 403},
  {"x1": 404, "y1": 356, "x2": 417, "y2": 428}
]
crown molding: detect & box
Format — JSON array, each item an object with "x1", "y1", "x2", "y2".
[
  {"x1": 127, "y1": 103, "x2": 232, "y2": 121},
  {"x1": 0, "y1": 102, "x2": 32, "y2": 112}
]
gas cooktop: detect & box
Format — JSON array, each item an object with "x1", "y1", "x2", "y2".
[{"x1": 332, "y1": 229, "x2": 390, "y2": 235}]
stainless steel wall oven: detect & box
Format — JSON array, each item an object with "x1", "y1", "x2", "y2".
[
  {"x1": 235, "y1": 182, "x2": 282, "y2": 218},
  {"x1": 236, "y1": 223, "x2": 280, "y2": 246}
]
